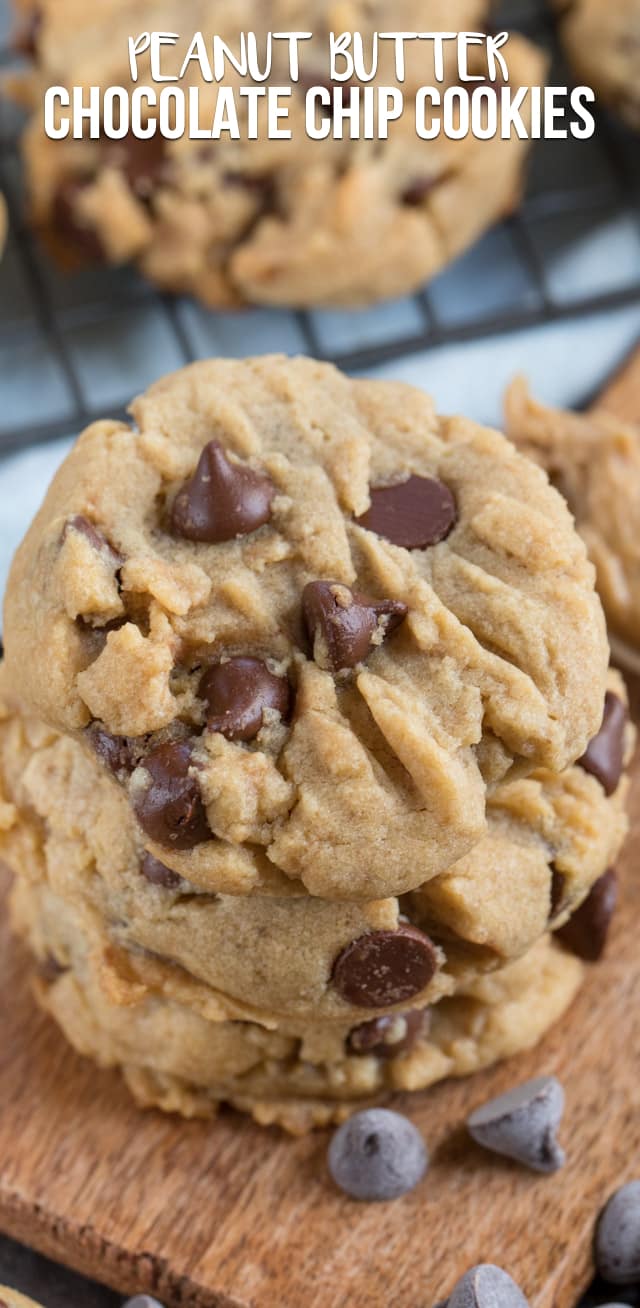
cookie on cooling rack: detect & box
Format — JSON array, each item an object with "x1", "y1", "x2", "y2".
[{"x1": 11, "y1": 0, "x2": 545, "y2": 307}]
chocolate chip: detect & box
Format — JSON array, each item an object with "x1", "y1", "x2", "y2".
[
  {"x1": 578, "y1": 691, "x2": 627, "y2": 796},
  {"x1": 595, "y1": 1181, "x2": 640, "y2": 1284},
  {"x1": 123, "y1": 1298, "x2": 166, "y2": 1308},
  {"x1": 51, "y1": 178, "x2": 105, "y2": 262},
  {"x1": 556, "y1": 868, "x2": 617, "y2": 961},
  {"x1": 133, "y1": 741, "x2": 211, "y2": 850},
  {"x1": 302, "y1": 580, "x2": 407, "y2": 673},
  {"x1": 171, "y1": 441, "x2": 275, "y2": 544},
  {"x1": 402, "y1": 176, "x2": 440, "y2": 205},
  {"x1": 103, "y1": 131, "x2": 167, "y2": 199},
  {"x1": 467, "y1": 1075, "x2": 565, "y2": 1173},
  {"x1": 332, "y1": 925, "x2": 438, "y2": 1008},
  {"x1": 355, "y1": 475, "x2": 457, "y2": 550},
  {"x1": 347, "y1": 1009, "x2": 427, "y2": 1059},
  {"x1": 14, "y1": 8, "x2": 42, "y2": 56},
  {"x1": 141, "y1": 852, "x2": 182, "y2": 889},
  {"x1": 37, "y1": 954, "x2": 67, "y2": 983},
  {"x1": 199, "y1": 656, "x2": 291, "y2": 742},
  {"x1": 449, "y1": 1266, "x2": 529, "y2": 1308},
  {"x1": 63, "y1": 514, "x2": 123, "y2": 568},
  {"x1": 328, "y1": 1108, "x2": 428, "y2": 1201},
  {"x1": 86, "y1": 725, "x2": 143, "y2": 779}
]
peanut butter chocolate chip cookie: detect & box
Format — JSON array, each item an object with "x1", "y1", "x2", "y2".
[
  {"x1": 4, "y1": 358, "x2": 608, "y2": 901},
  {"x1": 553, "y1": 0, "x2": 640, "y2": 130},
  {"x1": 505, "y1": 379, "x2": 640, "y2": 660},
  {"x1": 10, "y1": 1, "x2": 545, "y2": 307}
]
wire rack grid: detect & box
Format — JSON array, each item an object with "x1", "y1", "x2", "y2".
[{"x1": 0, "y1": 0, "x2": 639, "y2": 457}]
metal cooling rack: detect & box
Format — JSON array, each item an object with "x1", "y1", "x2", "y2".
[{"x1": 0, "y1": 0, "x2": 639, "y2": 458}]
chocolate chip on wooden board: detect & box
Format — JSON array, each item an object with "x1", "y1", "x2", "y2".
[
  {"x1": 467, "y1": 1075, "x2": 565, "y2": 1173},
  {"x1": 123, "y1": 1297, "x2": 166, "y2": 1308},
  {"x1": 556, "y1": 869, "x2": 618, "y2": 962},
  {"x1": 132, "y1": 741, "x2": 211, "y2": 849},
  {"x1": 578, "y1": 691, "x2": 627, "y2": 795},
  {"x1": 302, "y1": 580, "x2": 407, "y2": 672},
  {"x1": 448, "y1": 1266, "x2": 529, "y2": 1308},
  {"x1": 328, "y1": 1108, "x2": 428, "y2": 1201},
  {"x1": 332, "y1": 925, "x2": 438, "y2": 1008},
  {"x1": 199, "y1": 656, "x2": 291, "y2": 741},
  {"x1": 355, "y1": 475, "x2": 457, "y2": 549},
  {"x1": 171, "y1": 441, "x2": 275, "y2": 543},
  {"x1": 595, "y1": 1182, "x2": 640, "y2": 1284}
]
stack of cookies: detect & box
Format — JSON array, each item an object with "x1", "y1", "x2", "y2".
[{"x1": 0, "y1": 356, "x2": 631, "y2": 1132}]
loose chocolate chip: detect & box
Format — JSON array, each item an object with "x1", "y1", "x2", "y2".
[
  {"x1": 171, "y1": 441, "x2": 275, "y2": 544},
  {"x1": 141, "y1": 851, "x2": 182, "y2": 889},
  {"x1": 467, "y1": 1075, "x2": 565, "y2": 1174},
  {"x1": 328, "y1": 1108, "x2": 428, "y2": 1201},
  {"x1": 355, "y1": 475, "x2": 457, "y2": 550},
  {"x1": 199, "y1": 656, "x2": 291, "y2": 742},
  {"x1": 51, "y1": 178, "x2": 105, "y2": 262},
  {"x1": 133, "y1": 741, "x2": 211, "y2": 850},
  {"x1": 578, "y1": 691, "x2": 627, "y2": 796},
  {"x1": 103, "y1": 131, "x2": 167, "y2": 199},
  {"x1": 86, "y1": 725, "x2": 143, "y2": 778},
  {"x1": 123, "y1": 1298, "x2": 166, "y2": 1308},
  {"x1": 332, "y1": 925, "x2": 438, "y2": 1008},
  {"x1": 347, "y1": 1009, "x2": 426, "y2": 1059},
  {"x1": 556, "y1": 868, "x2": 617, "y2": 962},
  {"x1": 595, "y1": 1181, "x2": 640, "y2": 1284},
  {"x1": 302, "y1": 580, "x2": 407, "y2": 673},
  {"x1": 449, "y1": 1266, "x2": 529, "y2": 1308},
  {"x1": 63, "y1": 514, "x2": 123, "y2": 568}
]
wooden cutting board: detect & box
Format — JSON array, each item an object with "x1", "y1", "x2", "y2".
[{"x1": 1, "y1": 352, "x2": 640, "y2": 1308}]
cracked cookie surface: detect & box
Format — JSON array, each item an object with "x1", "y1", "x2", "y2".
[
  {"x1": 11, "y1": 0, "x2": 545, "y2": 307},
  {"x1": 0, "y1": 667, "x2": 629, "y2": 1027},
  {"x1": 3, "y1": 357, "x2": 609, "y2": 901}
]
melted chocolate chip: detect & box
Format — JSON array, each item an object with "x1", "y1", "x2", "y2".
[
  {"x1": 14, "y1": 8, "x2": 41, "y2": 56},
  {"x1": 556, "y1": 868, "x2": 618, "y2": 962},
  {"x1": 37, "y1": 954, "x2": 67, "y2": 983},
  {"x1": 133, "y1": 741, "x2": 211, "y2": 850},
  {"x1": 355, "y1": 475, "x2": 457, "y2": 550},
  {"x1": 51, "y1": 178, "x2": 105, "y2": 262},
  {"x1": 348, "y1": 1009, "x2": 427, "y2": 1058},
  {"x1": 141, "y1": 851, "x2": 182, "y2": 889},
  {"x1": 171, "y1": 441, "x2": 275, "y2": 544},
  {"x1": 578, "y1": 691, "x2": 627, "y2": 796},
  {"x1": 63, "y1": 514, "x2": 123, "y2": 568},
  {"x1": 103, "y1": 131, "x2": 167, "y2": 199},
  {"x1": 200, "y1": 656, "x2": 291, "y2": 742},
  {"x1": 302, "y1": 580, "x2": 407, "y2": 672},
  {"x1": 402, "y1": 176, "x2": 441, "y2": 206},
  {"x1": 332, "y1": 925, "x2": 438, "y2": 1008},
  {"x1": 86, "y1": 725, "x2": 144, "y2": 778}
]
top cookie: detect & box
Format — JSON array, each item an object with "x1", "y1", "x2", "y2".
[
  {"x1": 4, "y1": 356, "x2": 608, "y2": 900},
  {"x1": 12, "y1": 0, "x2": 545, "y2": 307}
]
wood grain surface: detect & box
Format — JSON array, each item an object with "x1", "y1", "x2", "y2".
[{"x1": 1, "y1": 355, "x2": 639, "y2": 1308}]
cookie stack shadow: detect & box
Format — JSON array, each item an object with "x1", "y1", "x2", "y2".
[{"x1": 0, "y1": 356, "x2": 632, "y2": 1132}]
